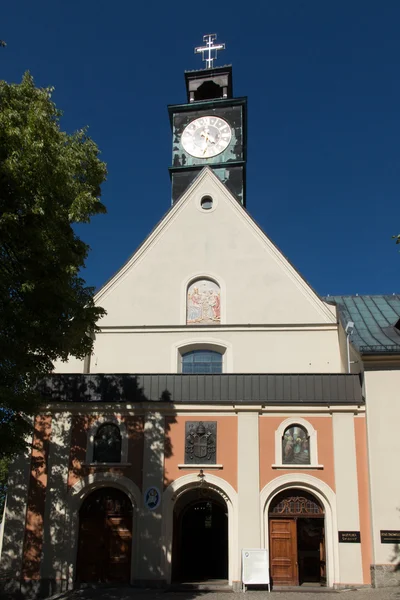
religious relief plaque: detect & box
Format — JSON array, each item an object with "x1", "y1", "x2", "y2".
[
  {"x1": 338, "y1": 531, "x2": 361, "y2": 543},
  {"x1": 380, "y1": 530, "x2": 400, "y2": 544},
  {"x1": 185, "y1": 421, "x2": 217, "y2": 464}
]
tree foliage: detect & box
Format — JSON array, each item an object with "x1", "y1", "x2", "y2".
[{"x1": 0, "y1": 73, "x2": 107, "y2": 458}]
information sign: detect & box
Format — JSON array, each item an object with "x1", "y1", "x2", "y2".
[
  {"x1": 242, "y1": 549, "x2": 270, "y2": 590},
  {"x1": 338, "y1": 531, "x2": 361, "y2": 543},
  {"x1": 381, "y1": 530, "x2": 400, "y2": 544}
]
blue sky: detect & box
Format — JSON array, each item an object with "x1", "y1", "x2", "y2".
[{"x1": 2, "y1": 1, "x2": 400, "y2": 296}]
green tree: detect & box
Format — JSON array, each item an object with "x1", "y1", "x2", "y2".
[{"x1": 0, "y1": 73, "x2": 107, "y2": 458}]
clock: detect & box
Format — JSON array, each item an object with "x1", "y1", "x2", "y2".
[{"x1": 181, "y1": 115, "x2": 232, "y2": 158}]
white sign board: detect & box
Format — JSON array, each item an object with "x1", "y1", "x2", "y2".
[{"x1": 242, "y1": 549, "x2": 270, "y2": 587}]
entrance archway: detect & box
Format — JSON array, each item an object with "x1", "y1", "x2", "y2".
[
  {"x1": 76, "y1": 487, "x2": 133, "y2": 583},
  {"x1": 172, "y1": 488, "x2": 228, "y2": 583},
  {"x1": 269, "y1": 489, "x2": 326, "y2": 587}
]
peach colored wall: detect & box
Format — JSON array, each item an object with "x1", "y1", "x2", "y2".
[
  {"x1": 259, "y1": 416, "x2": 335, "y2": 491},
  {"x1": 164, "y1": 416, "x2": 237, "y2": 490},
  {"x1": 124, "y1": 416, "x2": 144, "y2": 490},
  {"x1": 67, "y1": 414, "x2": 144, "y2": 491},
  {"x1": 22, "y1": 415, "x2": 52, "y2": 580},
  {"x1": 355, "y1": 416, "x2": 372, "y2": 585},
  {"x1": 68, "y1": 414, "x2": 90, "y2": 488}
]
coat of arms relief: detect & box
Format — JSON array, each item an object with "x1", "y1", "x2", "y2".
[{"x1": 185, "y1": 421, "x2": 217, "y2": 464}]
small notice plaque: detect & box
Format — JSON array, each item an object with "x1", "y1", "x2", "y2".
[
  {"x1": 381, "y1": 530, "x2": 400, "y2": 544},
  {"x1": 242, "y1": 549, "x2": 270, "y2": 588},
  {"x1": 339, "y1": 531, "x2": 361, "y2": 543}
]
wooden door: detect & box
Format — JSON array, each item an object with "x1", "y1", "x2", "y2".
[
  {"x1": 269, "y1": 518, "x2": 298, "y2": 586},
  {"x1": 77, "y1": 488, "x2": 132, "y2": 583},
  {"x1": 107, "y1": 516, "x2": 132, "y2": 582},
  {"x1": 77, "y1": 517, "x2": 108, "y2": 582}
]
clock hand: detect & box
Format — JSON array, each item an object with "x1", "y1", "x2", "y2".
[{"x1": 201, "y1": 131, "x2": 210, "y2": 154}]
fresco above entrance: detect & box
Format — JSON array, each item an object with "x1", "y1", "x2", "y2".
[{"x1": 187, "y1": 279, "x2": 221, "y2": 325}]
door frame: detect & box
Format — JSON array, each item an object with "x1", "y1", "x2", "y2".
[
  {"x1": 260, "y1": 474, "x2": 339, "y2": 588},
  {"x1": 162, "y1": 473, "x2": 239, "y2": 585},
  {"x1": 172, "y1": 495, "x2": 229, "y2": 582},
  {"x1": 269, "y1": 515, "x2": 326, "y2": 586},
  {"x1": 66, "y1": 474, "x2": 141, "y2": 588}
]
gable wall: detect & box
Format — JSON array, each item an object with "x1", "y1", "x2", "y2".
[{"x1": 95, "y1": 173, "x2": 335, "y2": 328}]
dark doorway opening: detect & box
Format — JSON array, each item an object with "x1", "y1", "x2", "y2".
[
  {"x1": 269, "y1": 489, "x2": 326, "y2": 587},
  {"x1": 76, "y1": 487, "x2": 133, "y2": 583},
  {"x1": 172, "y1": 488, "x2": 228, "y2": 583},
  {"x1": 297, "y1": 518, "x2": 325, "y2": 585}
]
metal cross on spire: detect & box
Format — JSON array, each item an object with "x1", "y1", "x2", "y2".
[{"x1": 194, "y1": 34, "x2": 225, "y2": 69}]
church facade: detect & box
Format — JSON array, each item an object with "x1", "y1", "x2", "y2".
[{"x1": 1, "y1": 38, "x2": 400, "y2": 597}]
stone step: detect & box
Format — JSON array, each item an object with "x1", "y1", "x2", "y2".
[{"x1": 167, "y1": 581, "x2": 232, "y2": 592}]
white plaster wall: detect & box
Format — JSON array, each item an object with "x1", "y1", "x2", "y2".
[
  {"x1": 95, "y1": 170, "x2": 336, "y2": 328},
  {"x1": 53, "y1": 356, "x2": 84, "y2": 373},
  {"x1": 137, "y1": 412, "x2": 165, "y2": 582},
  {"x1": 85, "y1": 328, "x2": 343, "y2": 374},
  {"x1": 337, "y1": 323, "x2": 361, "y2": 375},
  {"x1": 332, "y1": 413, "x2": 363, "y2": 584},
  {"x1": 237, "y1": 411, "x2": 260, "y2": 555},
  {"x1": 365, "y1": 370, "x2": 400, "y2": 565},
  {"x1": 40, "y1": 412, "x2": 72, "y2": 586}
]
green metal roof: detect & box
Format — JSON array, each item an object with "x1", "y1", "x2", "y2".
[{"x1": 326, "y1": 295, "x2": 400, "y2": 355}]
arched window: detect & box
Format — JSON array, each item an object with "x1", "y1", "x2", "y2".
[
  {"x1": 182, "y1": 350, "x2": 223, "y2": 374},
  {"x1": 282, "y1": 425, "x2": 310, "y2": 465},
  {"x1": 93, "y1": 423, "x2": 122, "y2": 463},
  {"x1": 187, "y1": 279, "x2": 221, "y2": 325},
  {"x1": 269, "y1": 489, "x2": 324, "y2": 516}
]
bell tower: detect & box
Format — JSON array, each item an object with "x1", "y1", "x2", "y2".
[{"x1": 168, "y1": 35, "x2": 247, "y2": 206}]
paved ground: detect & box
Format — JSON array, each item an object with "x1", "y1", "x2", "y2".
[{"x1": 48, "y1": 586, "x2": 400, "y2": 600}]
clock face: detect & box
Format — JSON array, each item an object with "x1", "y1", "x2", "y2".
[{"x1": 181, "y1": 116, "x2": 232, "y2": 158}]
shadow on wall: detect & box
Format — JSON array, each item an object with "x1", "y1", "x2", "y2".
[
  {"x1": 391, "y1": 544, "x2": 400, "y2": 572},
  {"x1": 0, "y1": 374, "x2": 178, "y2": 599}
]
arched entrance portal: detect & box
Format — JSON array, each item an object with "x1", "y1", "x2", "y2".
[
  {"x1": 76, "y1": 487, "x2": 133, "y2": 583},
  {"x1": 172, "y1": 488, "x2": 228, "y2": 583},
  {"x1": 269, "y1": 489, "x2": 326, "y2": 587}
]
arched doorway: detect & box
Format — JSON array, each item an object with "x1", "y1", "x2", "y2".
[
  {"x1": 172, "y1": 488, "x2": 228, "y2": 583},
  {"x1": 76, "y1": 487, "x2": 133, "y2": 583},
  {"x1": 269, "y1": 489, "x2": 326, "y2": 587}
]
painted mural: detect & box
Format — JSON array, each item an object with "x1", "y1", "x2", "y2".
[
  {"x1": 187, "y1": 279, "x2": 221, "y2": 325},
  {"x1": 282, "y1": 425, "x2": 310, "y2": 465}
]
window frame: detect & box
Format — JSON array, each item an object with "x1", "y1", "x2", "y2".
[
  {"x1": 272, "y1": 417, "x2": 322, "y2": 469},
  {"x1": 176, "y1": 342, "x2": 228, "y2": 374},
  {"x1": 181, "y1": 349, "x2": 223, "y2": 374},
  {"x1": 86, "y1": 415, "x2": 129, "y2": 465},
  {"x1": 93, "y1": 422, "x2": 122, "y2": 464}
]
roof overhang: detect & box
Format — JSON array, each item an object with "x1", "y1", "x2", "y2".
[{"x1": 39, "y1": 373, "x2": 364, "y2": 405}]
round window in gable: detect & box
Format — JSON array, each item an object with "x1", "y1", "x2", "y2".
[{"x1": 200, "y1": 195, "x2": 213, "y2": 210}]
